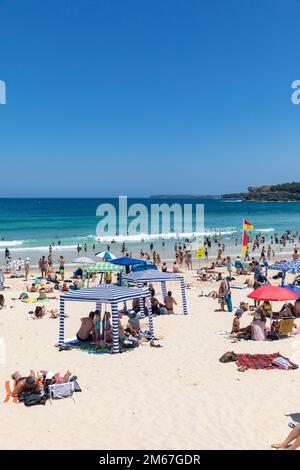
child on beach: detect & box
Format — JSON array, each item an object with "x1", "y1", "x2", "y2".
[
  {"x1": 102, "y1": 312, "x2": 112, "y2": 341},
  {"x1": 93, "y1": 310, "x2": 101, "y2": 342}
]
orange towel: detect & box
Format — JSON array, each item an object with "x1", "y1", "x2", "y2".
[{"x1": 3, "y1": 380, "x2": 18, "y2": 404}]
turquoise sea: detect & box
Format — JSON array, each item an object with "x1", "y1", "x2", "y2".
[{"x1": 0, "y1": 198, "x2": 299, "y2": 265}]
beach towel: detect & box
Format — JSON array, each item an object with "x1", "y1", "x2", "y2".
[
  {"x1": 21, "y1": 297, "x2": 37, "y2": 303},
  {"x1": 3, "y1": 380, "x2": 18, "y2": 404},
  {"x1": 56, "y1": 338, "x2": 111, "y2": 355},
  {"x1": 235, "y1": 353, "x2": 297, "y2": 370}
]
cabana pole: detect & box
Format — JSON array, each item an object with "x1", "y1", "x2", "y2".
[
  {"x1": 59, "y1": 297, "x2": 65, "y2": 346},
  {"x1": 146, "y1": 296, "x2": 155, "y2": 340},
  {"x1": 111, "y1": 302, "x2": 119, "y2": 354},
  {"x1": 137, "y1": 281, "x2": 145, "y2": 318},
  {"x1": 161, "y1": 280, "x2": 167, "y2": 302},
  {"x1": 180, "y1": 276, "x2": 188, "y2": 315}
]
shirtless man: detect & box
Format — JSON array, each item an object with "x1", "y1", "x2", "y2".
[
  {"x1": 164, "y1": 291, "x2": 177, "y2": 314},
  {"x1": 76, "y1": 311, "x2": 95, "y2": 341}
]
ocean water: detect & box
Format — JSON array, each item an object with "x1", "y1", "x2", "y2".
[{"x1": 0, "y1": 198, "x2": 299, "y2": 265}]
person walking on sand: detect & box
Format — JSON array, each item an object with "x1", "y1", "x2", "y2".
[
  {"x1": 39, "y1": 256, "x2": 48, "y2": 279},
  {"x1": 24, "y1": 258, "x2": 30, "y2": 281},
  {"x1": 59, "y1": 255, "x2": 65, "y2": 281},
  {"x1": 164, "y1": 291, "x2": 177, "y2": 314}
]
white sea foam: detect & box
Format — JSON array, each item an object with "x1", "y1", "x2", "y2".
[
  {"x1": 93, "y1": 229, "x2": 237, "y2": 243},
  {"x1": 0, "y1": 244, "x2": 78, "y2": 252},
  {"x1": 0, "y1": 240, "x2": 23, "y2": 247},
  {"x1": 254, "y1": 228, "x2": 275, "y2": 233}
]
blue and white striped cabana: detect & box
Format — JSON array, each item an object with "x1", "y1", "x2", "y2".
[
  {"x1": 123, "y1": 271, "x2": 188, "y2": 315},
  {"x1": 59, "y1": 285, "x2": 153, "y2": 354},
  {"x1": 269, "y1": 261, "x2": 300, "y2": 285}
]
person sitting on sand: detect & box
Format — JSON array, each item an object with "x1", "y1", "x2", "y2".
[
  {"x1": 251, "y1": 308, "x2": 266, "y2": 341},
  {"x1": 93, "y1": 310, "x2": 101, "y2": 342},
  {"x1": 261, "y1": 300, "x2": 272, "y2": 317},
  {"x1": 35, "y1": 306, "x2": 46, "y2": 319},
  {"x1": 272, "y1": 423, "x2": 300, "y2": 450},
  {"x1": 132, "y1": 298, "x2": 140, "y2": 313},
  {"x1": 0, "y1": 294, "x2": 5, "y2": 309},
  {"x1": 126, "y1": 312, "x2": 141, "y2": 336},
  {"x1": 231, "y1": 303, "x2": 249, "y2": 336},
  {"x1": 172, "y1": 262, "x2": 180, "y2": 273},
  {"x1": 164, "y1": 291, "x2": 177, "y2": 314},
  {"x1": 293, "y1": 275, "x2": 300, "y2": 287},
  {"x1": 11, "y1": 370, "x2": 43, "y2": 398},
  {"x1": 76, "y1": 311, "x2": 95, "y2": 342},
  {"x1": 151, "y1": 295, "x2": 160, "y2": 315},
  {"x1": 294, "y1": 298, "x2": 300, "y2": 316},
  {"x1": 102, "y1": 312, "x2": 112, "y2": 340},
  {"x1": 27, "y1": 282, "x2": 38, "y2": 293},
  {"x1": 61, "y1": 282, "x2": 69, "y2": 292}
]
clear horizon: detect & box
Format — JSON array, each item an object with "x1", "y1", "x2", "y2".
[{"x1": 1, "y1": 0, "x2": 300, "y2": 197}]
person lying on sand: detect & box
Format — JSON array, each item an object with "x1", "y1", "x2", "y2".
[
  {"x1": 43, "y1": 370, "x2": 72, "y2": 387},
  {"x1": 11, "y1": 370, "x2": 43, "y2": 397},
  {"x1": 272, "y1": 423, "x2": 300, "y2": 450}
]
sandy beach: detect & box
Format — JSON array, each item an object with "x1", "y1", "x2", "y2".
[{"x1": 0, "y1": 264, "x2": 300, "y2": 450}]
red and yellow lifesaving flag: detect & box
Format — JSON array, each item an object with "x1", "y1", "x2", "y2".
[
  {"x1": 243, "y1": 219, "x2": 253, "y2": 231},
  {"x1": 242, "y1": 230, "x2": 249, "y2": 257}
]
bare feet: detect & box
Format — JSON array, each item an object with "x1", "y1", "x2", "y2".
[
  {"x1": 11, "y1": 371, "x2": 21, "y2": 381},
  {"x1": 271, "y1": 443, "x2": 287, "y2": 449}
]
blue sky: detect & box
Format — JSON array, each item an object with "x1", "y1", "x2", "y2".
[{"x1": 0, "y1": 0, "x2": 299, "y2": 197}]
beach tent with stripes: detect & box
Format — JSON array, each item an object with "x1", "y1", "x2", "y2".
[
  {"x1": 269, "y1": 261, "x2": 300, "y2": 285},
  {"x1": 82, "y1": 262, "x2": 126, "y2": 287},
  {"x1": 59, "y1": 285, "x2": 154, "y2": 354},
  {"x1": 123, "y1": 271, "x2": 188, "y2": 315}
]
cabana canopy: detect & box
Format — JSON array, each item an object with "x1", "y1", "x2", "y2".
[
  {"x1": 82, "y1": 262, "x2": 125, "y2": 287},
  {"x1": 131, "y1": 262, "x2": 157, "y2": 272},
  {"x1": 123, "y1": 271, "x2": 188, "y2": 315},
  {"x1": 110, "y1": 257, "x2": 147, "y2": 267},
  {"x1": 269, "y1": 261, "x2": 300, "y2": 285},
  {"x1": 59, "y1": 285, "x2": 154, "y2": 354}
]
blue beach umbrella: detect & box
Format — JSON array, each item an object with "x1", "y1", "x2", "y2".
[
  {"x1": 283, "y1": 285, "x2": 300, "y2": 298},
  {"x1": 94, "y1": 250, "x2": 116, "y2": 260}
]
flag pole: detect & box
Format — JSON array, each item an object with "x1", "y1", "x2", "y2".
[{"x1": 241, "y1": 218, "x2": 244, "y2": 258}]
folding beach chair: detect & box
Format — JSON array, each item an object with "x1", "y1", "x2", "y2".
[
  {"x1": 48, "y1": 382, "x2": 75, "y2": 404},
  {"x1": 278, "y1": 318, "x2": 296, "y2": 337}
]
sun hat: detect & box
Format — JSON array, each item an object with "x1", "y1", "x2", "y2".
[{"x1": 45, "y1": 371, "x2": 54, "y2": 380}]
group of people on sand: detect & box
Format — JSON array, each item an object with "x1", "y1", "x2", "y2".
[
  {"x1": 75, "y1": 286, "x2": 177, "y2": 348},
  {"x1": 76, "y1": 309, "x2": 141, "y2": 347},
  {"x1": 11, "y1": 369, "x2": 76, "y2": 399}
]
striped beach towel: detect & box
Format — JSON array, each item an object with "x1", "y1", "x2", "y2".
[
  {"x1": 3, "y1": 380, "x2": 18, "y2": 404},
  {"x1": 236, "y1": 353, "x2": 297, "y2": 370}
]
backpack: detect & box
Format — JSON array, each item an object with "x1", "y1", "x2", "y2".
[
  {"x1": 219, "y1": 351, "x2": 237, "y2": 363},
  {"x1": 24, "y1": 391, "x2": 47, "y2": 407}
]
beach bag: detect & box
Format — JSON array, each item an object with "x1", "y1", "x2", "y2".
[
  {"x1": 24, "y1": 390, "x2": 47, "y2": 407},
  {"x1": 219, "y1": 351, "x2": 237, "y2": 363},
  {"x1": 123, "y1": 335, "x2": 139, "y2": 349},
  {"x1": 48, "y1": 382, "x2": 75, "y2": 400},
  {"x1": 272, "y1": 357, "x2": 298, "y2": 370}
]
